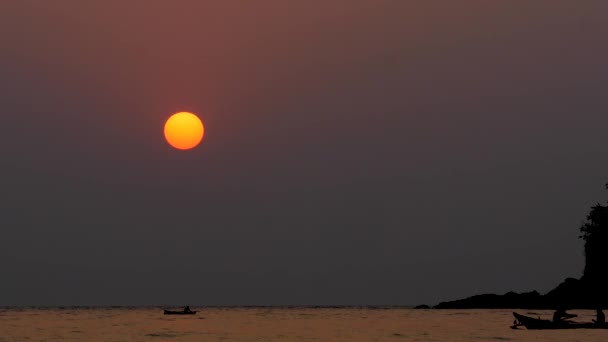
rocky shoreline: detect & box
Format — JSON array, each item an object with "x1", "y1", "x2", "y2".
[{"x1": 419, "y1": 277, "x2": 606, "y2": 309}]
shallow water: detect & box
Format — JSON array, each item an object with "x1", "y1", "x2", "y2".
[{"x1": 1, "y1": 308, "x2": 606, "y2": 341}]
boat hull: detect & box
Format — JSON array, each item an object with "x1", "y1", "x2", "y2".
[
  {"x1": 513, "y1": 312, "x2": 608, "y2": 330},
  {"x1": 164, "y1": 310, "x2": 197, "y2": 315}
]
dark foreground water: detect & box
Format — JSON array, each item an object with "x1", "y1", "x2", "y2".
[{"x1": 1, "y1": 308, "x2": 606, "y2": 341}]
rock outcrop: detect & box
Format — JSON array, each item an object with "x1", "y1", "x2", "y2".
[{"x1": 434, "y1": 278, "x2": 607, "y2": 309}]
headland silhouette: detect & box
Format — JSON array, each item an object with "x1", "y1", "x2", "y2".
[{"x1": 423, "y1": 183, "x2": 608, "y2": 310}]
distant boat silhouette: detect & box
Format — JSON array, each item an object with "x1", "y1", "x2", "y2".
[
  {"x1": 164, "y1": 309, "x2": 197, "y2": 315},
  {"x1": 512, "y1": 312, "x2": 608, "y2": 330},
  {"x1": 164, "y1": 306, "x2": 196, "y2": 315}
]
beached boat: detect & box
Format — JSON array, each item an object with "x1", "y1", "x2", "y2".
[
  {"x1": 512, "y1": 312, "x2": 608, "y2": 330},
  {"x1": 164, "y1": 310, "x2": 197, "y2": 315}
]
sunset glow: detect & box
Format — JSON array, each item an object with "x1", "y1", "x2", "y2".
[{"x1": 164, "y1": 112, "x2": 204, "y2": 150}]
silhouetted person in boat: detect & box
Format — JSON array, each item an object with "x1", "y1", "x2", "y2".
[
  {"x1": 552, "y1": 309, "x2": 577, "y2": 323},
  {"x1": 593, "y1": 309, "x2": 605, "y2": 324},
  {"x1": 183, "y1": 306, "x2": 192, "y2": 313}
]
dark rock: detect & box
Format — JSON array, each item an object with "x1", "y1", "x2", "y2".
[
  {"x1": 433, "y1": 184, "x2": 608, "y2": 310},
  {"x1": 434, "y1": 290, "x2": 543, "y2": 309},
  {"x1": 414, "y1": 304, "x2": 430, "y2": 309},
  {"x1": 434, "y1": 277, "x2": 608, "y2": 309},
  {"x1": 544, "y1": 277, "x2": 586, "y2": 308}
]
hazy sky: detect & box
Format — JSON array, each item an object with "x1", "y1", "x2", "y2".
[{"x1": 1, "y1": 1, "x2": 607, "y2": 306}]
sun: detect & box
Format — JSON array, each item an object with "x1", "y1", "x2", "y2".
[{"x1": 164, "y1": 112, "x2": 205, "y2": 150}]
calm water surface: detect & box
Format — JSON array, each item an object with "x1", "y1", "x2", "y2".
[{"x1": 1, "y1": 308, "x2": 606, "y2": 341}]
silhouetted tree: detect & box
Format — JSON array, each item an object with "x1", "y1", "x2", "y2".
[{"x1": 579, "y1": 183, "x2": 608, "y2": 300}]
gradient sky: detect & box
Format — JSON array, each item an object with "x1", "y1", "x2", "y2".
[{"x1": 1, "y1": 1, "x2": 607, "y2": 306}]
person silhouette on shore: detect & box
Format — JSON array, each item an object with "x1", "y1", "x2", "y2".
[
  {"x1": 552, "y1": 309, "x2": 576, "y2": 323},
  {"x1": 593, "y1": 309, "x2": 605, "y2": 324},
  {"x1": 183, "y1": 306, "x2": 192, "y2": 313}
]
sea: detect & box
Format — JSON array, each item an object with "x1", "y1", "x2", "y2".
[{"x1": 1, "y1": 307, "x2": 606, "y2": 341}]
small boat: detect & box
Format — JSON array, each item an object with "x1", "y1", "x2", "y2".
[
  {"x1": 512, "y1": 312, "x2": 608, "y2": 330},
  {"x1": 164, "y1": 310, "x2": 197, "y2": 315}
]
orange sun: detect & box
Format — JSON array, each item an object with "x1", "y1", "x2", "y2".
[{"x1": 164, "y1": 112, "x2": 205, "y2": 150}]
